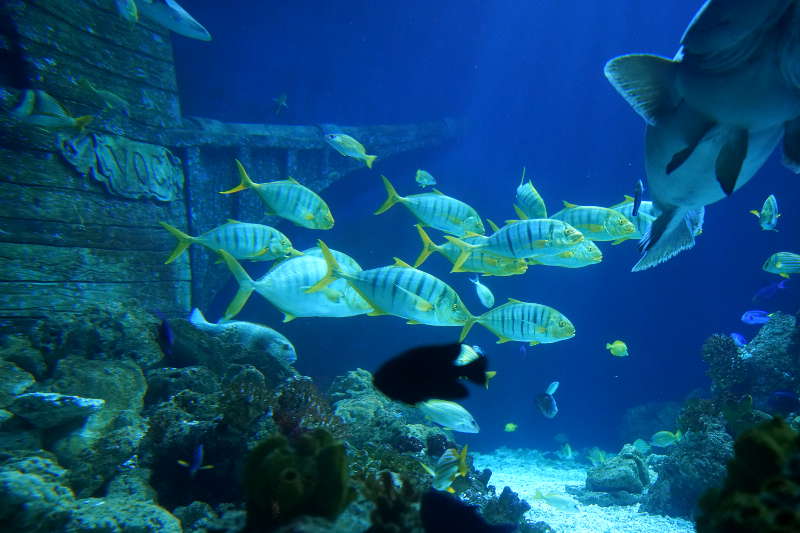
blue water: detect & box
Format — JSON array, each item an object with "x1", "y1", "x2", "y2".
[{"x1": 174, "y1": 1, "x2": 800, "y2": 452}]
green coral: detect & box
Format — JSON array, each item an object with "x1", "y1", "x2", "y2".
[
  {"x1": 696, "y1": 418, "x2": 800, "y2": 532},
  {"x1": 243, "y1": 428, "x2": 355, "y2": 531}
]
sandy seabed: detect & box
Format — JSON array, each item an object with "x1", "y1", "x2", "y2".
[{"x1": 473, "y1": 448, "x2": 695, "y2": 533}]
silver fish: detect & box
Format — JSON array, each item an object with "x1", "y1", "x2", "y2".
[{"x1": 138, "y1": 0, "x2": 211, "y2": 41}]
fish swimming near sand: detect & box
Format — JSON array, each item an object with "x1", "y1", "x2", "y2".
[
  {"x1": 372, "y1": 343, "x2": 489, "y2": 405},
  {"x1": 138, "y1": 0, "x2": 212, "y2": 41},
  {"x1": 605, "y1": 0, "x2": 800, "y2": 271},
  {"x1": 189, "y1": 308, "x2": 297, "y2": 365}
]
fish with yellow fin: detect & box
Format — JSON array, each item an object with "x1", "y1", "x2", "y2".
[
  {"x1": 11, "y1": 90, "x2": 92, "y2": 132},
  {"x1": 414, "y1": 225, "x2": 527, "y2": 276},
  {"x1": 462, "y1": 298, "x2": 575, "y2": 345},
  {"x1": 220, "y1": 160, "x2": 334, "y2": 230},
  {"x1": 513, "y1": 167, "x2": 547, "y2": 220},
  {"x1": 77, "y1": 78, "x2": 129, "y2": 114},
  {"x1": 750, "y1": 194, "x2": 780, "y2": 231},
  {"x1": 762, "y1": 252, "x2": 800, "y2": 278},
  {"x1": 324, "y1": 133, "x2": 377, "y2": 168},
  {"x1": 606, "y1": 340, "x2": 629, "y2": 357},
  {"x1": 420, "y1": 445, "x2": 469, "y2": 493},
  {"x1": 504, "y1": 422, "x2": 518, "y2": 432},
  {"x1": 551, "y1": 201, "x2": 636, "y2": 241},
  {"x1": 526, "y1": 240, "x2": 603, "y2": 268}
]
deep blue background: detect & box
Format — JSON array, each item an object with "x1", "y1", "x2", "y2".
[{"x1": 173, "y1": 1, "x2": 800, "y2": 453}]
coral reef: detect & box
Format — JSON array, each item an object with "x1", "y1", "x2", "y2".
[
  {"x1": 701, "y1": 334, "x2": 751, "y2": 401},
  {"x1": 619, "y1": 401, "x2": 681, "y2": 444},
  {"x1": 696, "y1": 417, "x2": 800, "y2": 532}
]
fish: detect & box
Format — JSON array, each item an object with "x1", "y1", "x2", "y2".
[
  {"x1": 650, "y1": 429, "x2": 682, "y2": 448},
  {"x1": 416, "y1": 399, "x2": 480, "y2": 433},
  {"x1": 455, "y1": 344, "x2": 483, "y2": 366},
  {"x1": 606, "y1": 340, "x2": 629, "y2": 357},
  {"x1": 177, "y1": 444, "x2": 214, "y2": 478},
  {"x1": 218, "y1": 249, "x2": 371, "y2": 322},
  {"x1": 466, "y1": 298, "x2": 575, "y2": 345},
  {"x1": 767, "y1": 391, "x2": 800, "y2": 415},
  {"x1": 551, "y1": 202, "x2": 636, "y2": 241},
  {"x1": 415, "y1": 169, "x2": 437, "y2": 188},
  {"x1": 587, "y1": 447, "x2": 607, "y2": 466},
  {"x1": 632, "y1": 179, "x2": 645, "y2": 217},
  {"x1": 533, "y1": 490, "x2": 579, "y2": 512},
  {"x1": 414, "y1": 225, "x2": 528, "y2": 277},
  {"x1": 273, "y1": 93, "x2": 288, "y2": 116},
  {"x1": 446, "y1": 219, "x2": 584, "y2": 271},
  {"x1": 11, "y1": 90, "x2": 92, "y2": 131},
  {"x1": 535, "y1": 381, "x2": 559, "y2": 419},
  {"x1": 504, "y1": 422, "x2": 518, "y2": 432},
  {"x1": 470, "y1": 277, "x2": 494, "y2": 308},
  {"x1": 220, "y1": 160, "x2": 334, "y2": 230},
  {"x1": 372, "y1": 343, "x2": 489, "y2": 405},
  {"x1": 762, "y1": 252, "x2": 800, "y2": 279},
  {"x1": 750, "y1": 194, "x2": 781, "y2": 231},
  {"x1": 420, "y1": 445, "x2": 469, "y2": 493},
  {"x1": 513, "y1": 167, "x2": 547, "y2": 220},
  {"x1": 114, "y1": 0, "x2": 138, "y2": 22},
  {"x1": 420, "y1": 490, "x2": 515, "y2": 533},
  {"x1": 376, "y1": 176, "x2": 485, "y2": 237},
  {"x1": 137, "y1": 0, "x2": 212, "y2": 41},
  {"x1": 526, "y1": 240, "x2": 603, "y2": 268},
  {"x1": 729, "y1": 332, "x2": 747, "y2": 347},
  {"x1": 752, "y1": 279, "x2": 790, "y2": 302},
  {"x1": 324, "y1": 133, "x2": 377, "y2": 168},
  {"x1": 556, "y1": 442, "x2": 573, "y2": 460},
  {"x1": 77, "y1": 78, "x2": 130, "y2": 113},
  {"x1": 154, "y1": 310, "x2": 175, "y2": 356},
  {"x1": 609, "y1": 195, "x2": 658, "y2": 244},
  {"x1": 741, "y1": 310, "x2": 772, "y2": 325},
  {"x1": 632, "y1": 439, "x2": 651, "y2": 454},
  {"x1": 159, "y1": 220, "x2": 301, "y2": 264},
  {"x1": 604, "y1": 1, "x2": 800, "y2": 271},
  {"x1": 189, "y1": 308, "x2": 297, "y2": 365},
  {"x1": 307, "y1": 240, "x2": 475, "y2": 331}
]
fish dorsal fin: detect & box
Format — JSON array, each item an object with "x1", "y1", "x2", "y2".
[
  {"x1": 504, "y1": 219, "x2": 521, "y2": 225},
  {"x1": 518, "y1": 166, "x2": 527, "y2": 186},
  {"x1": 463, "y1": 231, "x2": 483, "y2": 238},
  {"x1": 226, "y1": 218, "x2": 242, "y2": 224},
  {"x1": 286, "y1": 176, "x2": 301, "y2": 184},
  {"x1": 623, "y1": 195, "x2": 635, "y2": 203},
  {"x1": 392, "y1": 257, "x2": 413, "y2": 268},
  {"x1": 513, "y1": 204, "x2": 529, "y2": 220},
  {"x1": 419, "y1": 462, "x2": 435, "y2": 476},
  {"x1": 431, "y1": 188, "x2": 445, "y2": 196},
  {"x1": 562, "y1": 201, "x2": 578, "y2": 209},
  {"x1": 507, "y1": 297, "x2": 522, "y2": 303},
  {"x1": 603, "y1": 53, "x2": 679, "y2": 125},
  {"x1": 487, "y1": 219, "x2": 501, "y2": 233}
]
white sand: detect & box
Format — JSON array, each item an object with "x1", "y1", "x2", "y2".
[{"x1": 473, "y1": 448, "x2": 695, "y2": 533}]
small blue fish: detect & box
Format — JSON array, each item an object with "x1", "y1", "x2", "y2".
[
  {"x1": 178, "y1": 444, "x2": 214, "y2": 478},
  {"x1": 752, "y1": 279, "x2": 789, "y2": 302},
  {"x1": 741, "y1": 310, "x2": 772, "y2": 325},
  {"x1": 632, "y1": 179, "x2": 644, "y2": 217},
  {"x1": 729, "y1": 333, "x2": 747, "y2": 347}
]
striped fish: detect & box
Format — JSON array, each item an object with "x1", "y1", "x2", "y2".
[
  {"x1": 514, "y1": 167, "x2": 547, "y2": 220},
  {"x1": 218, "y1": 250, "x2": 371, "y2": 322},
  {"x1": 469, "y1": 298, "x2": 575, "y2": 345},
  {"x1": 762, "y1": 252, "x2": 800, "y2": 278},
  {"x1": 445, "y1": 219, "x2": 584, "y2": 271},
  {"x1": 414, "y1": 225, "x2": 527, "y2": 276},
  {"x1": 609, "y1": 195, "x2": 657, "y2": 244},
  {"x1": 307, "y1": 240, "x2": 475, "y2": 333},
  {"x1": 220, "y1": 160, "x2": 334, "y2": 230},
  {"x1": 159, "y1": 220, "x2": 301, "y2": 264},
  {"x1": 375, "y1": 175, "x2": 484, "y2": 236},
  {"x1": 527, "y1": 240, "x2": 603, "y2": 268},
  {"x1": 551, "y1": 202, "x2": 635, "y2": 241}
]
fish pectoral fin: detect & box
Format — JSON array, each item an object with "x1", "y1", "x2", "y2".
[
  {"x1": 303, "y1": 212, "x2": 314, "y2": 220},
  {"x1": 395, "y1": 284, "x2": 434, "y2": 312},
  {"x1": 749, "y1": 210, "x2": 760, "y2": 217},
  {"x1": 715, "y1": 128, "x2": 748, "y2": 196},
  {"x1": 783, "y1": 117, "x2": 800, "y2": 173},
  {"x1": 603, "y1": 53, "x2": 679, "y2": 125},
  {"x1": 611, "y1": 238, "x2": 626, "y2": 245},
  {"x1": 495, "y1": 336, "x2": 511, "y2": 344},
  {"x1": 282, "y1": 313, "x2": 296, "y2": 322}
]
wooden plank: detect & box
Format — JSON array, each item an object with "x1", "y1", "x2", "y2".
[
  {"x1": 11, "y1": 0, "x2": 178, "y2": 93},
  {"x1": 24, "y1": 0, "x2": 174, "y2": 60},
  {"x1": 0, "y1": 217, "x2": 177, "y2": 252},
  {"x1": 0, "y1": 280, "x2": 190, "y2": 317},
  {"x1": 0, "y1": 146, "x2": 95, "y2": 192},
  {"x1": 0, "y1": 242, "x2": 190, "y2": 283},
  {"x1": 0, "y1": 181, "x2": 186, "y2": 228}
]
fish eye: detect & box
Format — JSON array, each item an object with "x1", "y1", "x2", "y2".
[
  {"x1": 326, "y1": 133, "x2": 336, "y2": 140},
  {"x1": 451, "y1": 303, "x2": 458, "y2": 311},
  {"x1": 559, "y1": 321, "x2": 566, "y2": 327}
]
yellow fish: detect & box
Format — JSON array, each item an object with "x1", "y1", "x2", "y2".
[
  {"x1": 11, "y1": 90, "x2": 92, "y2": 131},
  {"x1": 526, "y1": 240, "x2": 603, "y2": 268},
  {"x1": 513, "y1": 167, "x2": 547, "y2": 220},
  {"x1": 414, "y1": 225, "x2": 527, "y2": 276},
  {"x1": 220, "y1": 160, "x2": 334, "y2": 230},
  {"x1": 606, "y1": 340, "x2": 629, "y2": 357},
  {"x1": 762, "y1": 252, "x2": 800, "y2": 278},
  {"x1": 376, "y1": 176, "x2": 484, "y2": 237},
  {"x1": 463, "y1": 298, "x2": 575, "y2": 345},
  {"x1": 324, "y1": 133, "x2": 377, "y2": 168},
  {"x1": 552, "y1": 201, "x2": 636, "y2": 241},
  {"x1": 415, "y1": 169, "x2": 437, "y2": 188},
  {"x1": 504, "y1": 422, "x2": 518, "y2": 432},
  {"x1": 420, "y1": 445, "x2": 469, "y2": 493},
  {"x1": 750, "y1": 194, "x2": 780, "y2": 231},
  {"x1": 651, "y1": 430, "x2": 682, "y2": 448}
]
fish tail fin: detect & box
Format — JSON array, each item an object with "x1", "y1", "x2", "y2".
[
  {"x1": 444, "y1": 236, "x2": 475, "y2": 272},
  {"x1": 458, "y1": 315, "x2": 477, "y2": 342},
  {"x1": 73, "y1": 115, "x2": 93, "y2": 131},
  {"x1": 220, "y1": 159, "x2": 256, "y2": 194},
  {"x1": 413, "y1": 224, "x2": 438, "y2": 267},
  {"x1": 374, "y1": 175, "x2": 403, "y2": 214},
  {"x1": 159, "y1": 221, "x2": 196, "y2": 264},
  {"x1": 218, "y1": 249, "x2": 255, "y2": 319},
  {"x1": 365, "y1": 154, "x2": 377, "y2": 169},
  {"x1": 189, "y1": 308, "x2": 208, "y2": 326},
  {"x1": 305, "y1": 240, "x2": 343, "y2": 293},
  {"x1": 632, "y1": 207, "x2": 696, "y2": 272}
]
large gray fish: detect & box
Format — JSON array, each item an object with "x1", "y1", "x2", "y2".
[
  {"x1": 138, "y1": 0, "x2": 212, "y2": 41},
  {"x1": 605, "y1": 0, "x2": 800, "y2": 271}
]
